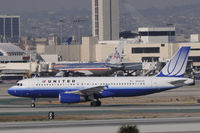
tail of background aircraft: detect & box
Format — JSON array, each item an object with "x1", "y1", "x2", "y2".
[
  {"x1": 156, "y1": 46, "x2": 190, "y2": 77},
  {"x1": 106, "y1": 41, "x2": 124, "y2": 64}
]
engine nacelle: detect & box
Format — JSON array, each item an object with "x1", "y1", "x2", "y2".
[{"x1": 59, "y1": 93, "x2": 86, "y2": 103}]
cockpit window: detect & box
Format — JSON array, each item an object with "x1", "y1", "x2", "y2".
[{"x1": 16, "y1": 83, "x2": 23, "y2": 86}]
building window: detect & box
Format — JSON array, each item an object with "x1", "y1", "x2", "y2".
[
  {"x1": 5, "y1": 18, "x2": 11, "y2": 38},
  {"x1": 12, "y1": 17, "x2": 20, "y2": 42},
  {"x1": 142, "y1": 57, "x2": 159, "y2": 62},
  {"x1": 139, "y1": 31, "x2": 175, "y2": 36},
  {"x1": 132, "y1": 47, "x2": 160, "y2": 54},
  {"x1": 0, "y1": 16, "x2": 20, "y2": 43},
  {"x1": 191, "y1": 48, "x2": 200, "y2": 51},
  {"x1": 189, "y1": 56, "x2": 200, "y2": 62},
  {"x1": 0, "y1": 18, "x2": 4, "y2": 38},
  {"x1": 161, "y1": 44, "x2": 165, "y2": 47}
]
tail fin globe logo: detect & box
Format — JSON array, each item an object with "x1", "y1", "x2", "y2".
[
  {"x1": 157, "y1": 46, "x2": 190, "y2": 77},
  {"x1": 42, "y1": 80, "x2": 46, "y2": 83}
]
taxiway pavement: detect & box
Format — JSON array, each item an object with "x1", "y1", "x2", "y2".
[{"x1": 1, "y1": 117, "x2": 200, "y2": 133}]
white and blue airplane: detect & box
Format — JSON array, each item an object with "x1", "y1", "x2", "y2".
[{"x1": 8, "y1": 46, "x2": 194, "y2": 107}]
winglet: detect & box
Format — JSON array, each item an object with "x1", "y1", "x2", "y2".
[{"x1": 156, "y1": 46, "x2": 190, "y2": 77}]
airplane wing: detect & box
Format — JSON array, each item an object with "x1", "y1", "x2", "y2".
[
  {"x1": 168, "y1": 79, "x2": 186, "y2": 86},
  {"x1": 55, "y1": 70, "x2": 93, "y2": 76},
  {"x1": 65, "y1": 86, "x2": 107, "y2": 96},
  {"x1": 73, "y1": 70, "x2": 93, "y2": 76},
  {"x1": 105, "y1": 63, "x2": 122, "y2": 69},
  {"x1": 105, "y1": 63, "x2": 142, "y2": 70},
  {"x1": 122, "y1": 63, "x2": 142, "y2": 70}
]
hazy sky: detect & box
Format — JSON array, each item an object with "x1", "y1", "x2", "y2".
[
  {"x1": 0, "y1": 0, "x2": 90, "y2": 12},
  {"x1": 1, "y1": 0, "x2": 200, "y2": 12}
]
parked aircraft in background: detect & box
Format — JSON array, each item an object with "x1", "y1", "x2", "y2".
[
  {"x1": 8, "y1": 47, "x2": 193, "y2": 107},
  {"x1": 52, "y1": 42, "x2": 142, "y2": 76}
]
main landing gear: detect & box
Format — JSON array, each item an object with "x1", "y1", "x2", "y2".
[
  {"x1": 31, "y1": 98, "x2": 36, "y2": 108},
  {"x1": 90, "y1": 100, "x2": 101, "y2": 107}
]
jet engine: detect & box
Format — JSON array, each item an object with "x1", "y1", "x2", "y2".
[{"x1": 59, "y1": 93, "x2": 86, "y2": 103}]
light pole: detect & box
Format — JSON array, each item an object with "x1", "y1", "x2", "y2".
[
  {"x1": 59, "y1": 18, "x2": 64, "y2": 45},
  {"x1": 73, "y1": 19, "x2": 86, "y2": 44},
  {"x1": 73, "y1": 19, "x2": 86, "y2": 61},
  {"x1": 167, "y1": 23, "x2": 174, "y2": 43},
  {"x1": 31, "y1": 26, "x2": 40, "y2": 45}
]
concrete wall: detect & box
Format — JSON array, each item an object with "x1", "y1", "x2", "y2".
[
  {"x1": 141, "y1": 36, "x2": 175, "y2": 44},
  {"x1": 81, "y1": 36, "x2": 97, "y2": 62},
  {"x1": 190, "y1": 34, "x2": 200, "y2": 42},
  {"x1": 124, "y1": 43, "x2": 173, "y2": 62},
  {"x1": 36, "y1": 44, "x2": 46, "y2": 54},
  {"x1": 38, "y1": 37, "x2": 97, "y2": 62},
  {"x1": 40, "y1": 54, "x2": 58, "y2": 62},
  {"x1": 0, "y1": 62, "x2": 37, "y2": 72},
  {"x1": 95, "y1": 43, "x2": 118, "y2": 62}
]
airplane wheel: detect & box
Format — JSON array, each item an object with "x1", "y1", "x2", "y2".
[
  {"x1": 31, "y1": 103, "x2": 35, "y2": 108},
  {"x1": 90, "y1": 101, "x2": 96, "y2": 107},
  {"x1": 31, "y1": 98, "x2": 36, "y2": 108},
  {"x1": 96, "y1": 101, "x2": 101, "y2": 106},
  {"x1": 90, "y1": 101, "x2": 101, "y2": 107}
]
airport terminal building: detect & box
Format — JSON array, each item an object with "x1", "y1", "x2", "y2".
[
  {"x1": 36, "y1": 27, "x2": 200, "y2": 69},
  {"x1": 0, "y1": 43, "x2": 25, "y2": 63}
]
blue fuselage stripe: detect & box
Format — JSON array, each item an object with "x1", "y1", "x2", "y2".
[{"x1": 8, "y1": 86, "x2": 175, "y2": 98}]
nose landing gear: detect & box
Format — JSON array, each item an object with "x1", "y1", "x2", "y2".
[{"x1": 31, "y1": 98, "x2": 36, "y2": 108}]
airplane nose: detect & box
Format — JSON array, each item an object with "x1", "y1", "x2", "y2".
[{"x1": 8, "y1": 87, "x2": 17, "y2": 96}]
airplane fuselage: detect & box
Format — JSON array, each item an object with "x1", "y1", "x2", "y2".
[
  {"x1": 53, "y1": 62, "x2": 114, "y2": 76},
  {"x1": 8, "y1": 77, "x2": 192, "y2": 99}
]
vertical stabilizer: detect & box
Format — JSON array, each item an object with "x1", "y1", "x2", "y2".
[
  {"x1": 156, "y1": 46, "x2": 190, "y2": 77},
  {"x1": 106, "y1": 41, "x2": 124, "y2": 64}
]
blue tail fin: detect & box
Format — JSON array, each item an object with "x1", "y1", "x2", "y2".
[{"x1": 156, "y1": 46, "x2": 190, "y2": 77}]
